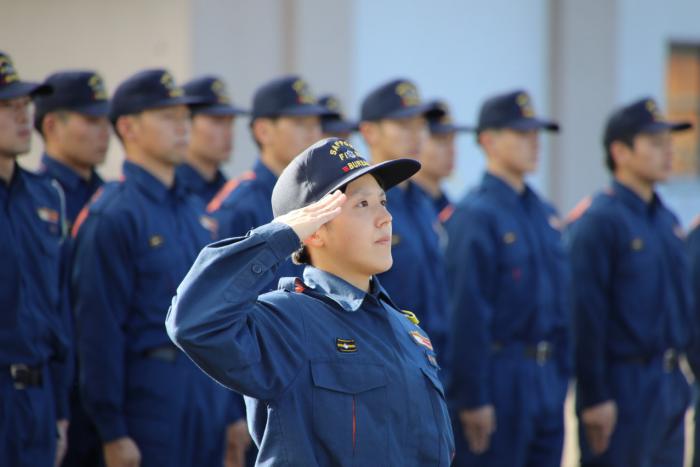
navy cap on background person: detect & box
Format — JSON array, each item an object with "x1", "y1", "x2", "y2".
[
  {"x1": 360, "y1": 78, "x2": 436, "y2": 122},
  {"x1": 34, "y1": 70, "x2": 110, "y2": 132},
  {"x1": 477, "y1": 89, "x2": 559, "y2": 132},
  {"x1": 251, "y1": 75, "x2": 329, "y2": 119},
  {"x1": 604, "y1": 97, "x2": 692, "y2": 147},
  {"x1": 426, "y1": 100, "x2": 473, "y2": 134},
  {"x1": 109, "y1": 68, "x2": 204, "y2": 123},
  {"x1": 183, "y1": 75, "x2": 248, "y2": 116},
  {"x1": 271, "y1": 137, "x2": 420, "y2": 217},
  {"x1": 319, "y1": 94, "x2": 358, "y2": 134},
  {"x1": 0, "y1": 51, "x2": 51, "y2": 99}
]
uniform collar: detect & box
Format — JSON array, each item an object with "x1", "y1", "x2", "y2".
[
  {"x1": 302, "y1": 266, "x2": 393, "y2": 312},
  {"x1": 123, "y1": 160, "x2": 186, "y2": 202},
  {"x1": 611, "y1": 179, "x2": 661, "y2": 216},
  {"x1": 41, "y1": 153, "x2": 102, "y2": 192},
  {"x1": 253, "y1": 159, "x2": 278, "y2": 192},
  {"x1": 0, "y1": 161, "x2": 25, "y2": 193},
  {"x1": 177, "y1": 163, "x2": 225, "y2": 194},
  {"x1": 481, "y1": 172, "x2": 533, "y2": 207}
]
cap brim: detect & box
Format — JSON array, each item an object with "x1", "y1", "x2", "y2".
[
  {"x1": 74, "y1": 100, "x2": 110, "y2": 117},
  {"x1": 191, "y1": 103, "x2": 249, "y2": 116},
  {"x1": 429, "y1": 122, "x2": 474, "y2": 134},
  {"x1": 275, "y1": 103, "x2": 334, "y2": 117},
  {"x1": 641, "y1": 121, "x2": 693, "y2": 133},
  {"x1": 321, "y1": 119, "x2": 359, "y2": 134},
  {"x1": 147, "y1": 95, "x2": 206, "y2": 109},
  {"x1": 383, "y1": 102, "x2": 437, "y2": 120},
  {"x1": 479, "y1": 117, "x2": 559, "y2": 132},
  {"x1": 326, "y1": 158, "x2": 421, "y2": 196},
  {"x1": 0, "y1": 81, "x2": 51, "y2": 100}
]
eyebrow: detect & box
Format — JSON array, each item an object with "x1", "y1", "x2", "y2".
[{"x1": 346, "y1": 187, "x2": 386, "y2": 198}]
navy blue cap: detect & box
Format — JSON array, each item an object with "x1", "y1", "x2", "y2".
[
  {"x1": 0, "y1": 51, "x2": 51, "y2": 100},
  {"x1": 34, "y1": 71, "x2": 110, "y2": 131},
  {"x1": 319, "y1": 95, "x2": 359, "y2": 134},
  {"x1": 604, "y1": 97, "x2": 692, "y2": 146},
  {"x1": 183, "y1": 75, "x2": 248, "y2": 116},
  {"x1": 109, "y1": 69, "x2": 204, "y2": 123},
  {"x1": 426, "y1": 100, "x2": 473, "y2": 134},
  {"x1": 251, "y1": 75, "x2": 329, "y2": 119},
  {"x1": 271, "y1": 137, "x2": 420, "y2": 217},
  {"x1": 360, "y1": 79, "x2": 436, "y2": 122},
  {"x1": 477, "y1": 90, "x2": 559, "y2": 132}
]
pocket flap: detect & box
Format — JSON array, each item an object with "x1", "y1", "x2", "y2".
[
  {"x1": 311, "y1": 361, "x2": 387, "y2": 394},
  {"x1": 421, "y1": 367, "x2": 446, "y2": 399}
]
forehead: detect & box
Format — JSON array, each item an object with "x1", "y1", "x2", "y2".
[
  {"x1": 344, "y1": 173, "x2": 384, "y2": 195},
  {"x1": 276, "y1": 115, "x2": 320, "y2": 126}
]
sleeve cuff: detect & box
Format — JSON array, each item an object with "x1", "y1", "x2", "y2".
[
  {"x1": 251, "y1": 222, "x2": 301, "y2": 261},
  {"x1": 93, "y1": 414, "x2": 129, "y2": 443}
]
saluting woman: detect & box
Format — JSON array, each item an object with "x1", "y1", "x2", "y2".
[{"x1": 166, "y1": 137, "x2": 454, "y2": 466}]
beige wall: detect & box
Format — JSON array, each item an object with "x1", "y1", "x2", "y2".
[{"x1": 1, "y1": 0, "x2": 191, "y2": 178}]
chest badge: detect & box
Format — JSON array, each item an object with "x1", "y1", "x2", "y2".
[
  {"x1": 631, "y1": 237, "x2": 644, "y2": 251},
  {"x1": 336, "y1": 338, "x2": 357, "y2": 353},
  {"x1": 410, "y1": 331, "x2": 433, "y2": 351},
  {"x1": 37, "y1": 207, "x2": 59, "y2": 223},
  {"x1": 673, "y1": 224, "x2": 685, "y2": 240},
  {"x1": 548, "y1": 215, "x2": 563, "y2": 231},
  {"x1": 149, "y1": 235, "x2": 165, "y2": 248},
  {"x1": 199, "y1": 215, "x2": 218, "y2": 238},
  {"x1": 503, "y1": 232, "x2": 516, "y2": 244}
]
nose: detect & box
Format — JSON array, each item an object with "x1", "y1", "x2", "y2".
[{"x1": 376, "y1": 204, "x2": 392, "y2": 227}]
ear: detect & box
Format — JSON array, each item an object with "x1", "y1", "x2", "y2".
[
  {"x1": 41, "y1": 112, "x2": 58, "y2": 138},
  {"x1": 610, "y1": 140, "x2": 632, "y2": 168},
  {"x1": 116, "y1": 115, "x2": 137, "y2": 143},
  {"x1": 359, "y1": 121, "x2": 379, "y2": 147},
  {"x1": 478, "y1": 129, "x2": 493, "y2": 149},
  {"x1": 253, "y1": 118, "x2": 274, "y2": 147},
  {"x1": 303, "y1": 229, "x2": 325, "y2": 248}
]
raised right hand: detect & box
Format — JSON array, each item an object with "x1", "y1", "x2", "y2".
[
  {"x1": 273, "y1": 190, "x2": 346, "y2": 242},
  {"x1": 103, "y1": 436, "x2": 141, "y2": 467},
  {"x1": 459, "y1": 405, "x2": 496, "y2": 454}
]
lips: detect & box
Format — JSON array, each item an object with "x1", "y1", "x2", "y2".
[{"x1": 375, "y1": 234, "x2": 391, "y2": 245}]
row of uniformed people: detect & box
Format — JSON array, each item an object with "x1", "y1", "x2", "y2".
[
  {"x1": 0, "y1": 53, "x2": 258, "y2": 466},
  {"x1": 2, "y1": 44, "x2": 700, "y2": 467},
  {"x1": 169, "y1": 72, "x2": 700, "y2": 467}
]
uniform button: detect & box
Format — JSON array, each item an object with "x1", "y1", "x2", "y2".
[{"x1": 251, "y1": 263, "x2": 263, "y2": 274}]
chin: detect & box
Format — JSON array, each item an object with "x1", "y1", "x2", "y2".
[{"x1": 372, "y1": 256, "x2": 393, "y2": 274}]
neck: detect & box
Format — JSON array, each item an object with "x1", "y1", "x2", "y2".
[
  {"x1": 185, "y1": 152, "x2": 219, "y2": 182},
  {"x1": 44, "y1": 144, "x2": 93, "y2": 180},
  {"x1": 486, "y1": 160, "x2": 525, "y2": 193},
  {"x1": 0, "y1": 155, "x2": 15, "y2": 184},
  {"x1": 260, "y1": 150, "x2": 285, "y2": 177},
  {"x1": 311, "y1": 257, "x2": 370, "y2": 292},
  {"x1": 615, "y1": 172, "x2": 655, "y2": 203},
  {"x1": 125, "y1": 146, "x2": 175, "y2": 188},
  {"x1": 412, "y1": 171, "x2": 442, "y2": 198}
]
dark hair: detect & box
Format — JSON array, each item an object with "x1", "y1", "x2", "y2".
[
  {"x1": 291, "y1": 244, "x2": 311, "y2": 265},
  {"x1": 603, "y1": 132, "x2": 635, "y2": 172}
]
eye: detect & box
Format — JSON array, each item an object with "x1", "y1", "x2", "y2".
[
  {"x1": 380, "y1": 199, "x2": 387, "y2": 206},
  {"x1": 356, "y1": 200, "x2": 369, "y2": 208}
]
